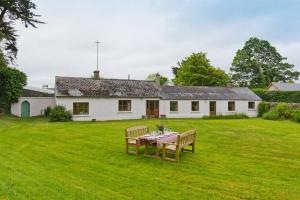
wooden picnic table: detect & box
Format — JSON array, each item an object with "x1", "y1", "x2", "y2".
[{"x1": 139, "y1": 132, "x2": 178, "y2": 158}]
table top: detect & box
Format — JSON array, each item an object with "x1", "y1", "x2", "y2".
[{"x1": 139, "y1": 132, "x2": 178, "y2": 147}]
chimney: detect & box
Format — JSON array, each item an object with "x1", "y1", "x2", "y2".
[
  {"x1": 155, "y1": 73, "x2": 160, "y2": 86},
  {"x1": 94, "y1": 70, "x2": 100, "y2": 79}
]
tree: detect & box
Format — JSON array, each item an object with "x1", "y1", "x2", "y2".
[
  {"x1": 0, "y1": 51, "x2": 27, "y2": 112},
  {"x1": 146, "y1": 73, "x2": 169, "y2": 85},
  {"x1": 172, "y1": 52, "x2": 230, "y2": 86},
  {"x1": 0, "y1": 0, "x2": 43, "y2": 62},
  {"x1": 230, "y1": 37, "x2": 300, "y2": 88}
]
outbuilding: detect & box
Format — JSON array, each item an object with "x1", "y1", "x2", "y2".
[
  {"x1": 268, "y1": 82, "x2": 300, "y2": 91},
  {"x1": 11, "y1": 86, "x2": 55, "y2": 117}
]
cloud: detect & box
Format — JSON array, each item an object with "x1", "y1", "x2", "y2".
[{"x1": 13, "y1": 0, "x2": 300, "y2": 86}]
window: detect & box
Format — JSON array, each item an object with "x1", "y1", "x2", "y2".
[
  {"x1": 228, "y1": 101, "x2": 235, "y2": 111},
  {"x1": 191, "y1": 101, "x2": 199, "y2": 111},
  {"x1": 248, "y1": 102, "x2": 255, "y2": 109},
  {"x1": 73, "y1": 102, "x2": 89, "y2": 115},
  {"x1": 119, "y1": 100, "x2": 131, "y2": 111},
  {"x1": 170, "y1": 101, "x2": 178, "y2": 112}
]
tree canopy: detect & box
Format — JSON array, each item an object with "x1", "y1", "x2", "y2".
[
  {"x1": 0, "y1": 51, "x2": 27, "y2": 112},
  {"x1": 146, "y1": 73, "x2": 169, "y2": 85},
  {"x1": 172, "y1": 52, "x2": 230, "y2": 86},
  {"x1": 0, "y1": 0, "x2": 43, "y2": 62},
  {"x1": 230, "y1": 37, "x2": 300, "y2": 88}
]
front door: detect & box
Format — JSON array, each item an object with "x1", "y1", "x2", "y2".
[
  {"x1": 21, "y1": 101, "x2": 30, "y2": 118},
  {"x1": 146, "y1": 100, "x2": 159, "y2": 118},
  {"x1": 209, "y1": 101, "x2": 216, "y2": 115}
]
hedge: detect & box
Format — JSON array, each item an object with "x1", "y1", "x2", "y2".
[
  {"x1": 262, "y1": 103, "x2": 300, "y2": 123},
  {"x1": 258, "y1": 101, "x2": 300, "y2": 117},
  {"x1": 253, "y1": 88, "x2": 300, "y2": 103},
  {"x1": 202, "y1": 114, "x2": 249, "y2": 120}
]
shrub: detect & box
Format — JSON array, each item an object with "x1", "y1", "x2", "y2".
[
  {"x1": 262, "y1": 103, "x2": 292, "y2": 120},
  {"x1": 258, "y1": 101, "x2": 272, "y2": 117},
  {"x1": 49, "y1": 106, "x2": 72, "y2": 122},
  {"x1": 202, "y1": 114, "x2": 249, "y2": 120},
  {"x1": 44, "y1": 106, "x2": 52, "y2": 117},
  {"x1": 292, "y1": 109, "x2": 300, "y2": 123},
  {"x1": 276, "y1": 103, "x2": 292, "y2": 119},
  {"x1": 263, "y1": 109, "x2": 280, "y2": 120}
]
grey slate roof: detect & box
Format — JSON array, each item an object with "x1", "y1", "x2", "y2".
[
  {"x1": 160, "y1": 86, "x2": 261, "y2": 101},
  {"x1": 55, "y1": 76, "x2": 261, "y2": 101},
  {"x1": 22, "y1": 86, "x2": 54, "y2": 97},
  {"x1": 55, "y1": 76, "x2": 161, "y2": 98},
  {"x1": 269, "y1": 82, "x2": 300, "y2": 91}
]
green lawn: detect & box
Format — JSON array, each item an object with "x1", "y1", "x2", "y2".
[{"x1": 0, "y1": 116, "x2": 299, "y2": 200}]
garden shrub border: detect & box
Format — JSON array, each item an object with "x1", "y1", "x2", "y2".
[
  {"x1": 261, "y1": 102, "x2": 300, "y2": 123},
  {"x1": 202, "y1": 114, "x2": 249, "y2": 120}
]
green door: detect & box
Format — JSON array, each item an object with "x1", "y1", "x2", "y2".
[{"x1": 21, "y1": 101, "x2": 30, "y2": 118}]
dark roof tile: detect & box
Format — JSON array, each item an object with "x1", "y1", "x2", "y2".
[
  {"x1": 55, "y1": 76, "x2": 161, "y2": 98},
  {"x1": 55, "y1": 76, "x2": 261, "y2": 101},
  {"x1": 161, "y1": 86, "x2": 261, "y2": 101}
]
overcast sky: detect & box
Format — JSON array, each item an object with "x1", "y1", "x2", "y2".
[{"x1": 14, "y1": 0, "x2": 300, "y2": 87}]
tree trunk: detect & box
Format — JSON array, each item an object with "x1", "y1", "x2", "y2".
[{"x1": 0, "y1": 8, "x2": 7, "y2": 26}]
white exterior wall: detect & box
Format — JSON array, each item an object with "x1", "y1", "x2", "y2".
[
  {"x1": 161, "y1": 100, "x2": 208, "y2": 118},
  {"x1": 11, "y1": 97, "x2": 55, "y2": 117},
  {"x1": 161, "y1": 100, "x2": 260, "y2": 118},
  {"x1": 56, "y1": 97, "x2": 259, "y2": 121},
  {"x1": 56, "y1": 97, "x2": 160, "y2": 121}
]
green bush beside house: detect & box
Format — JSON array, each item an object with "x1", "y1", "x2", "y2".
[
  {"x1": 262, "y1": 102, "x2": 300, "y2": 123},
  {"x1": 49, "y1": 106, "x2": 72, "y2": 122}
]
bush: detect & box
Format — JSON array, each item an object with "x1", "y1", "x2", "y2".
[
  {"x1": 253, "y1": 89, "x2": 300, "y2": 103},
  {"x1": 49, "y1": 106, "x2": 72, "y2": 122},
  {"x1": 276, "y1": 103, "x2": 292, "y2": 119},
  {"x1": 292, "y1": 109, "x2": 300, "y2": 123},
  {"x1": 263, "y1": 109, "x2": 280, "y2": 120},
  {"x1": 44, "y1": 106, "x2": 52, "y2": 117},
  {"x1": 202, "y1": 114, "x2": 249, "y2": 120},
  {"x1": 262, "y1": 103, "x2": 293, "y2": 120},
  {"x1": 258, "y1": 101, "x2": 272, "y2": 117}
]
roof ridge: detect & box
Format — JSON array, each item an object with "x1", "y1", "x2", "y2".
[
  {"x1": 162, "y1": 85, "x2": 248, "y2": 89},
  {"x1": 55, "y1": 76, "x2": 155, "y2": 82}
]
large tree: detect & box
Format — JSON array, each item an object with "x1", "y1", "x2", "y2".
[
  {"x1": 0, "y1": 51, "x2": 27, "y2": 112},
  {"x1": 146, "y1": 73, "x2": 169, "y2": 85},
  {"x1": 172, "y1": 52, "x2": 230, "y2": 86},
  {"x1": 0, "y1": 0, "x2": 43, "y2": 62},
  {"x1": 230, "y1": 37, "x2": 300, "y2": 88}
]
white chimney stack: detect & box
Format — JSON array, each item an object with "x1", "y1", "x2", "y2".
[{"x1": 155, "y1": 73, "x2": 160, "y2": 86}]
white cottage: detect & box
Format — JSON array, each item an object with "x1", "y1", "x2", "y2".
[
  {"x1": 11, "y1": 86, "x2": 55, "y2": 117},
  {"x1": 53, "y1": 74, "x2": 261, "y2": 121}
]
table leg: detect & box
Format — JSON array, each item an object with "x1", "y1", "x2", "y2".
[{"x1": 144, "y1": 141, "x2": 148, "y2": 156}]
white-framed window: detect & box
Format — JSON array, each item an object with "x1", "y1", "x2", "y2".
[
  {"x1": 170, "y1": 101, "x2": 178, "y2": 112},
  {"x1": 228, "y1": 101, "x2": 235, "y2": 111},
  {"x1": 191, "y1": 101, "x2": 199, "y2": 111},
  {"x1": 248, "y1": 102, "x2": 255, "y2": 110},
  {"x1": 73, "y1": 102, "x2": 89, "y2": 115},
  {"x1": 118, "y1": 100, "x2": 131, "y2": 112}
]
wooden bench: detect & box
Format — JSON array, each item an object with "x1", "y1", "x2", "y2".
[
  {"x1": 162, "y1": 130, "x2": 196, "y2": 162},
  {"x1": 125, "y1": 126, "x2": 149, "y2": 155}
]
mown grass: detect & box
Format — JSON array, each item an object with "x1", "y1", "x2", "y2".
[{"x1": 0, "y1": 116, "x2": 299, "y2": 200}]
